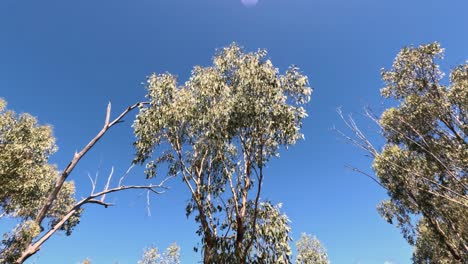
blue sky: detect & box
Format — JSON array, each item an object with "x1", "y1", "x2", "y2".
[{"x1": 1, "y1": 0, "x2": 467, "y2": 263}]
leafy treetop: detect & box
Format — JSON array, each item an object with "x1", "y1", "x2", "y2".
[{"x1": 133, "y1": 43, "x2": 311, "y2": 263}]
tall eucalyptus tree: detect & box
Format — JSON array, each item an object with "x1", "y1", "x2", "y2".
[
  {"x1": 342, "y1": 43, "x2": 467, "y2": 263},
  {"x1": 133, "y1": 43, "x2": 312, "y2": 263}
]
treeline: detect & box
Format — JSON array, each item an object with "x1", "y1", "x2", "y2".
[{"x1": 0, "y1": 42, "x2": 466, "y2": 263}]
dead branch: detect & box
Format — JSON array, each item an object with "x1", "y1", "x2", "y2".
[
  {"x1": 17, "y1": 165, "x2": 172, "y2": 264},
  {"x1": 16, "y1": 101, "x2": 149, "y2": 264},
  {"x1": 35, "y1": 101, "x2": 148, "y2": 226}
]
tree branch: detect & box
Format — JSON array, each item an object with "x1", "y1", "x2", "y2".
[
  {"x1": 16, "y1": 101, "x2": 149, "y2": 264},
  {"x1": 244, "y1": 144, "x2": 265, "y2": 258},
  {"x1": 34, "y1": 101, "x2": 148, "y2": 226},
  {"x1": 17, "y1": 171, "x2": 171, "y2": 263}
]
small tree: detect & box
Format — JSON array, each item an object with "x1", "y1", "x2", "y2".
[
  {"x1": 0, "y1": 99, "x2": 170, "y2": 263},
  {"x1": 341, "y1": 43, "x2": 467, "y2": 263},
  {"x1": 295, "y1": 233, "x2": 329, "y2": 264},
  {"x1": 138, "y1": 243, "x2": 180, "y2": 264},
  {"x1": 133, "y1": 43, "x2": 311, "y2": 263}
]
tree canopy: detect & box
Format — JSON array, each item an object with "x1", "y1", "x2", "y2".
[
  {"x1": 0, "y1": 98, "x2": 80, "y2": 263},
  {"x1": 133, "y1": 43, "x2": 311, "y2": 263},
  {"x1": 3, "y1": 40, "x2": 465, "y2": 264},
  {"x1": 138, "y1": 243, "x2": 181, "y2": 264},
  {"x1": 343, "y1": 42, "x2": 467, "y2": 263},
  {"x1": 295, "y1": 233, "x2": 330, "y2": 264}
]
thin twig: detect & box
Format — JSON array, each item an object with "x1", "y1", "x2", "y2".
[{"x1": 100, "y1": 166, "x2": 114, "y2": 203}]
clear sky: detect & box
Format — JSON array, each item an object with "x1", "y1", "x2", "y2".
[{"x1": 1, "y1": 0, "x2": 467, "y2": 263}]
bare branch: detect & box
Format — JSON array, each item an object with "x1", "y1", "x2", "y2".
[
  {"x1": 87, "y1": 172, "x2": 96, "y2": 195},
  {"x1": 100, "y1": 166, "x2": 114, "y2": 203},
  {"x1": 87, "y1": 199, "x2": 113, "y2": 208},
  {"x1": 16, "y1": 102, "x2": 149, "y2": 264},
  {"x1": 344, "y1": 165, "x2": 388, "y2": 190},
  {"x1": 105, "y1": 102, "x2": 111, "y2": 126},
  {"x1": 18, "y1": 174, "x2": 172, "y2": 264},
  {"x1": 34, "y1": 101, "x2": 148, "y2": 227},
  {"x1": 336, "y1": 108, "x2": 378, "y2": 156},
  {"x1": 146, "y1": 190, "x2": 151, "y2": 217},
  {"x1": 119, "y1": 164, "x2": 134, "y2": 187}
]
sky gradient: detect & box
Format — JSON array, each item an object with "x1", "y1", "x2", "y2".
[{"x1": 1, "y1": 0, "x2": 467, "y2": 263}]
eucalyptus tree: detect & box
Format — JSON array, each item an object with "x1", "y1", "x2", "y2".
[
  {"x1": 0, "y1": 99, "x2": 169, "y2": 264},
  {"x1": 295, "y1": 233, "x2": 329, "y2": 264},
  {"x1": 133, "y1": 43, "x2": 311, "y2": 263},
  {"x1": 138, "y1": 243, "x2": 180, "y2": 264},
  {"x1": 341, "y1": 43, "x2": 467, "y2": 263},
  {"x1": 0, "y1": 98, "x2": 80, "y2": 263}
]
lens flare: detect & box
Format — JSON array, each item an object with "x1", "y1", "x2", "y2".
[{"x1": 241, "y1": 0, "x2": 259, "y2": 7}]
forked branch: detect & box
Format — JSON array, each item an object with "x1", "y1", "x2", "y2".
[
  {"x1": 16, "y1": 101, "x2": 149, "y2": 264},
  {"x1": 17, "y1": 165, "x2": 172, "y2": 264}
]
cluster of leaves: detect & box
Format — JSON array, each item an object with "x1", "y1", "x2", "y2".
[
  {"x1": 245, "y1": 202, "x2": 292, "y2": 263},
  {"x1": 1, "y1": 221, "x2": 40, "y2": 264},
  {"x1": 203, "y1": 202, "x2": 293, "y2": 263},
  {"x1": 372, "y1": 43, "x2": 467, "y2": 262},
  {"x1": 0, "y1": 99, "x2": 81, "y2": 263},
  {"x1": 295, "y1": 233, "x2": 329, "y2": 264},
  {"x1": 138, "y1": 243, "x2": 180, "y2": 264},
  {"x1": 133, "y1": 43, "x2": 311, "y2": 263}
]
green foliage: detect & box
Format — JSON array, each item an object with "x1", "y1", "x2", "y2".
[
  {"x1": 246, "y1": 202, "x2": 292, "y2": 264},
  {"x1": 206, "y1": 201, "x2": 293, "y2": 263},
  {"x1": 133, "y1": 43, "x2": 311, "y2": 263},
  {"x1": 373, "y1": 43, "x2": 467, "y2": 262},
  {"x1": 295, "y1": 233, "x2": 329, "y2": 264},
  {"x1": 0, "y1": 99, "x2": 58, "y2": 219},
  {"x1": 412, "y1": 219, "x2": 457, "y2": 264},
  {"x1": 0, "y1": 99, "x2": 81, "y2": 262},
  {"x1": 133, "y1": 43, "x2": 311, "y2": 167},
  {"x1": 1, "y1": 221, "x2": 40, "y2": 263},
  {"x1": 138, "y1": 243, "x2": 180, "y2": 264}
]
